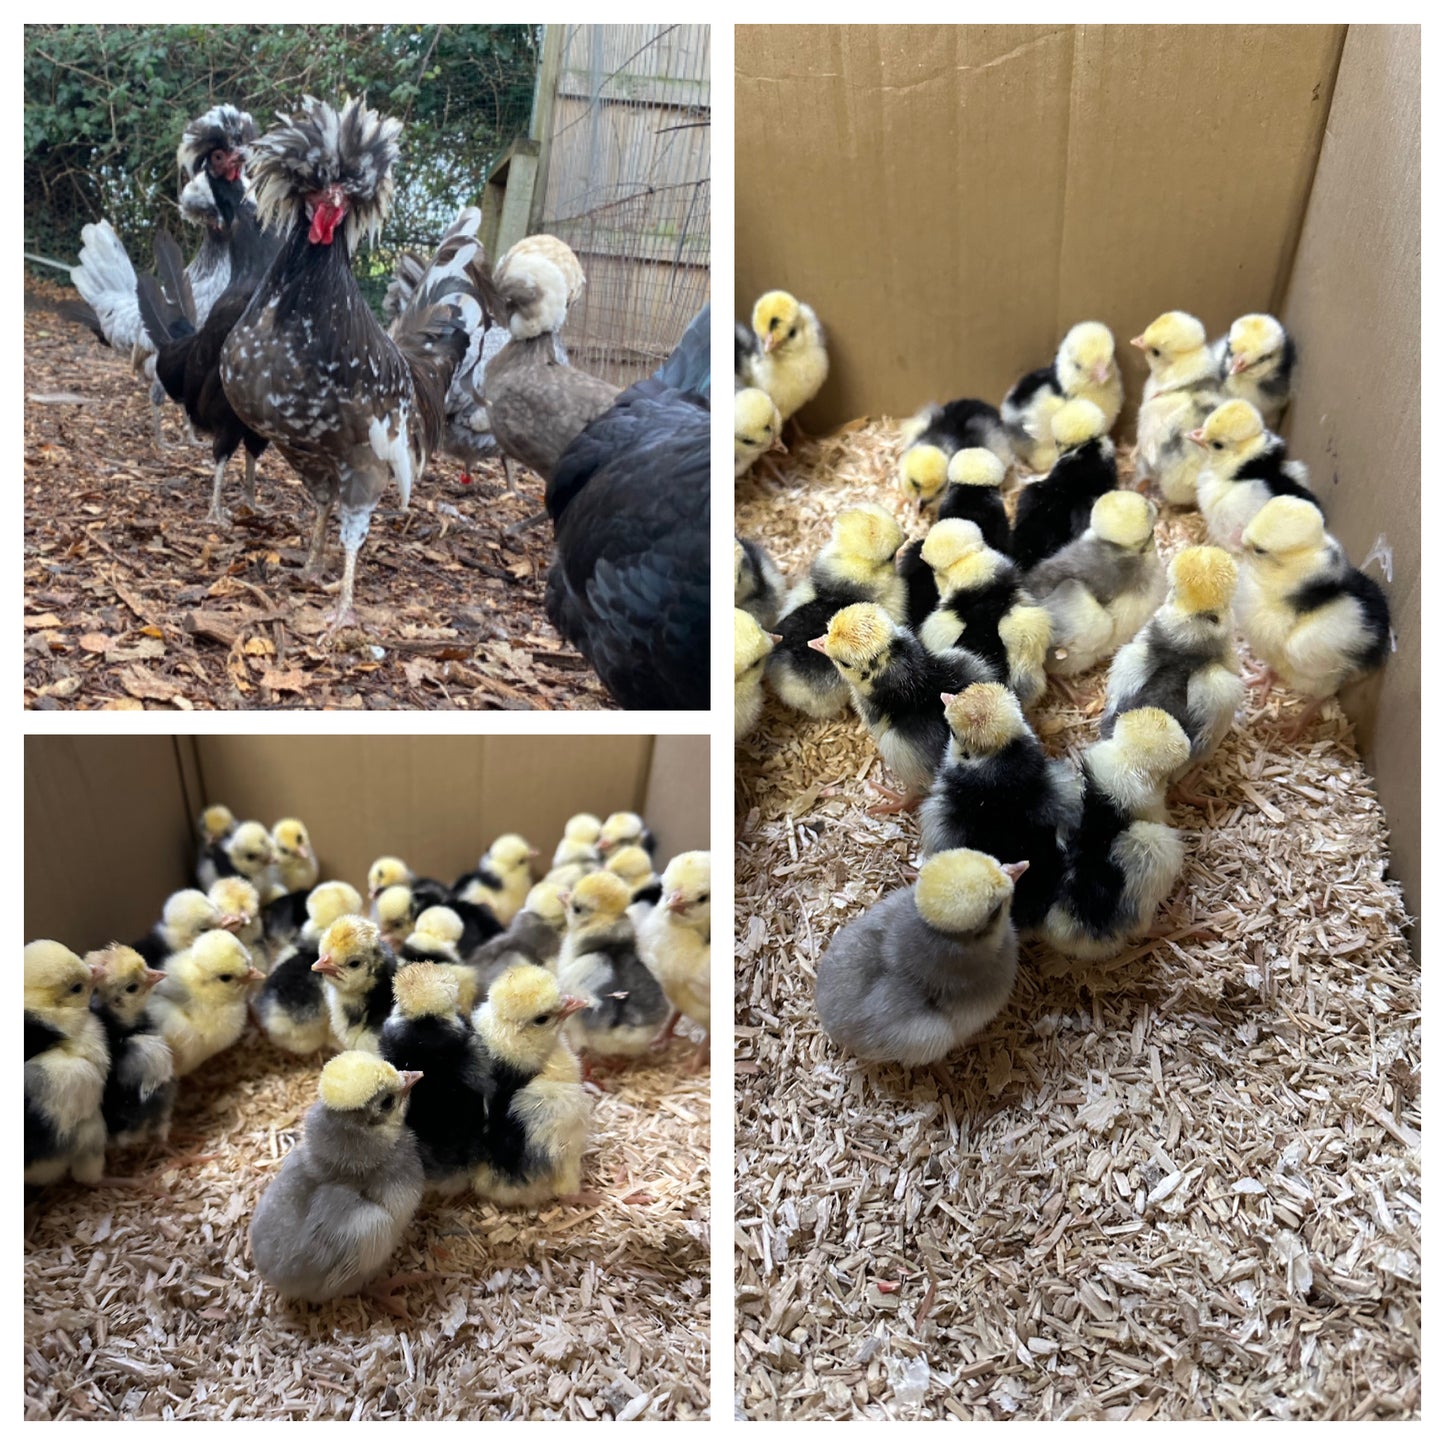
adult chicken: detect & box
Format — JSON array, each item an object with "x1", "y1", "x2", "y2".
[
  {"x1": 67, "y1": 105, "x2": 259, "y2": 448},
  {"x1": 543, "y1": 304, "x2": 711, "y2": 710},
  {"x1": 219, "y1": 96, "x2": 485, "y2": 631}
]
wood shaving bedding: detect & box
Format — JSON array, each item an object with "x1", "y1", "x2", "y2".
[
  {"x1": 24, "y1": 1031, "x2": 710, "y2": 1420},
  {"x1": 734, "y1": 421, "x2": 1418, "y2": 1421}
]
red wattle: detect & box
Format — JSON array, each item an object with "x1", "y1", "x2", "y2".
[{"x1": 308, "y1": 201, "x2": 343, "y2": 246}]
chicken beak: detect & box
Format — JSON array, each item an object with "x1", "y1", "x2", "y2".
[
  {"x1": 312, "y1": 955, "x2": 340, "y2": 977},
  {"x1": 767, "y1": 633, "x2": 783, "y2": 646},
  {"x1": 558, "y1": 995, "x2": 590, "y2": 1020},
  {"x1": 1230, "y1": 354, "x2": 1251, "y2": 375},
  {"x1": 940, "y1": 692, "x2": 957, "y2": 707},
  {"x1": 1001, "y1": 860, "x2": 1031, "y2": 883},
  {"x1": 299, "y1": 845, "x2": 312, "y2": 861},
  {"x1": 1093, "y1": 363, "x2": 1110, "y2": 385},
  {"x1": 399, "y1": 1070, "x2": 424, "y2": 1096},
  {"x1": 557, "y1": 891, "x2": 572, "y2": 907},
  {"x1": 762, "y1": 330, "x2": 780, "y2": 354},
  {"x1": 529, "y1": 848, "x2": 541, "y2": 860},
  {"x1": 244, "y1": 966, "x2": 266, "y2": 983},
  {"x1": 88, "y1": 963, "x2": 107, "y2": 985},
  {"x1": 1186, "y1": 429, "x2": 1207, "y2": 448},
  {"x1": 806, "y1": 635, "x2": 829, "y2": 654},
  {"x1": 666, "y1": 891, "x2": 688, "y2": 915},
  {"x1": 144, "y1": 967, "x2": 168, "y2": 987},
  {"x1": 770, "y1": 435, "x2": 789, "y2": 455},
  {"x1": 1129, "y1": 335, "x2": 1147, "y2": 350}
]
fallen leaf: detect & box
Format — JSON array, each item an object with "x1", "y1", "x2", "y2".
[
  {"x1": 119, "y1": 666, "x2": 181, "y2": 702},
  {"x1": 243, "y1": 637, "x2": 276, "y2": 657},
  {"x1": 99, "y1": 698, "x2": 145, "y2": 711},
  {"x1": 24, "y1": 613, "x2": 63, "y2": 629},
  {"x1": 79, "y1": 633, "x2": 112, "y2": 653},
  {"x1": 140, "y1": 625, "x2": 164, "y2": 639},
  {"x1": 260, "y1": 668, "x2": 308, "y2": 693}
]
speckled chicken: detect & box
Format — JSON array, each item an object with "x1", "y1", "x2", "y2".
[{"x1": 220, "y1": 96, "x2": 485, "y2": 630}]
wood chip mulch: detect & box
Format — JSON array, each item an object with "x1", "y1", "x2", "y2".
[
  {"x1": 24, "y1": 1028, "x2": 710, "y2": 1420},
  {"x1": 23, "y1": 278, "x2": 614, "y2": 711},
  {"x1": 733, "y1": 420, "x2": 1420, "y2": 1421}
]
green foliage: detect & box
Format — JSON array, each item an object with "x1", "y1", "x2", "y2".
[{"x1": 24, "y1": 23, "x2": 539, "y2": 291}]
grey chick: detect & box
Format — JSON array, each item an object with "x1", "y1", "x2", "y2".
[
  {"x1": 735, "y1": 536, "x2": 787, "y2": 630},
  {"x1": 815, "y1": 850, "x2": 1027, "y2": 1066},
  {"x1": 249, "y1": 1051, "x2": 425, "y2": 1316},
  {"x1": 466, "y1": 880, "x2": 568, "y2": 1000}
]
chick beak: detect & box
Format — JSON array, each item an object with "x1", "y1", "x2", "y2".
[
  {"x1": 299, "y1": 844, "x2": 312, "y2": 861},
  {"x1": 529, "y1": 848, "x2": 541, "y2": 860},
  {"x1": 806, "y1": 635, "x2": 829, "y2": 654},
  {"x1": 762, "y1": 330, "x2": 780, "y2": 354},
  {"x1": 312, "y1": 955, "x2": 341, "y2": 977},
  {"x1": 1129, "y1": 335, "x2": 1147, "y2": 350},
  {"x1": 1186, "y1": 429, "x2": 1207, "y2": 448},
  {"x1": 768, "y1": 633, "x2": 783, "y2": 646},
  {"x1": 144, "y1": 967, "x2": 167, "y2": 988},
  {"x1": 557, "y1": 891, "x2": 572, "y2": 907},
  {"x1": 1093, "y1": 363, "x2": 1111, "y2": 385},
  {"x1": 666, "y1": 891, "x2": 688, "y2": 915},
  {"x1": 244, "y1": 966, "x2": 266, "y2": 984},
  {"x1": 770, "y1": 435, "x2": 789, "y2": 455},
  {"x1": 399, "y1": 1070, "x2": 424, "y2": 1097},
  {"x1": 940, "y1": 692, "x2": 957, "y2": 707},
  {"x1": 1001, "y1": 860, "x2": 1031, "y2": 884},
  {"x1": 1230, "y1": 354, "x2": 1251, "y2": 375},
  {"x1": 597, "y1": 840, "x2": 614, "y2": 855},
  {"x1": 219, "y1": 913, "x2": 245, "y2": 932},
  {"x1": 558, "y1": 995, "x2": 590, "y2": 1020},
  {"x1": 88, "y1": 963, "x2": 106, "y2": 985}
]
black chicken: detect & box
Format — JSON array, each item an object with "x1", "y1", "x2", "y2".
[
  {"x1": 218, "y1": 96, "x2": 485, "y2": 630},
  {"x1": 544, "y1": 305, "x2": 711, "y2": 710},
  {"x1": 136, "y1": 164, "x2": 281, "y2": 523}
]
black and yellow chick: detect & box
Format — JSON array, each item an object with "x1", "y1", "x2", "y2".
[
  {"x1": 255, "y1": 881, "x2": 364, "y2": 1056},
  {"x1": 1010, "y1": 400, "x2": 1119, "y2": 572},
  {"x1": 88, "y1": 944, "x2": 176, "y2": 1149},
  {"x1": 312, "y1": 915, "x2": 398, "y2": 1054}
]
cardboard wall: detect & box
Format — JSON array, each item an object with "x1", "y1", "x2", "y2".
[
  {"x1": 735, "y1": 25, "x2": 1345, "y2": 433},
  {"x1": 25, "y1": 735, "x2": 711, "y2": 955},
  {"x1": 1280, "y1": 25, "x2": 1420, "y2": 936}
]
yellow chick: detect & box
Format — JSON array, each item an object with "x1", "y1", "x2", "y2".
[
  {"x1": 553, "y1": 813, "x2": 603, "y2": 866},
  {"x1": 134, "y1": 888, "x2": 223, "y2": 969},
  {"x1": 735, "y1": 387, "x2": 787, "y2": 478},
  {"x1": 1026, "y1": 490, "x2": 1165, "y2": 680},
  {"x1": 606, "y1": 844, "x2": 659, "y2": 897},
  {"x1": 149, "y1": 929, "x2": 264, "y2": 1076},
  {"x1": 207, "y1": 875, "x2": 267, "y2": 976},
  {"x1": 267, "y1": 817, "x2": 319, "y2": 900},
  {"x1": 743, "y1": 290, "x2": 829, "y2": 424},
  {"x1": 1190, "y1": 400, "x2": 1318, "y2": 552},
  {"x1": 1003, "y1": 321, "x2": 1124, "y2": 472},
  {"x1": 458, "y1": 834, "x2": 537, "y2": 926},
  {"x1": 199, "y1": 804, "x2": 236, "y2": 846},
  {"x1": 735, "y1": 608, "x2": 779, "y2": 740},
  {"x1": 1236, "y1": 497, "x2": 1391, "y2": 736},
  {"x1": 312, "y1": 916, "x2": 398, "y2": 1054},
  {"x1": 1217, "y1": 313, "x2": 1296, "y2": 426},
  {"x1": 196, "y1": 819, "x2": 275, "y2": 893},
  {"x1": 401, "y1": 906, "x2": 477, "y2": 1014},
  {"x1": 637, "y1": 851, "x2": 711, "y2": 1068},
  {"x1": 470, "y1": 965, "x2": 591, "y2": 1205},
  {"x1": 25, "y1": 941, "x2": 110, "y2": 1185},
  {"x1": 376, "y1": 885, "x2": 416, "y2": 950},
  {"x1": 368, "y1": 856, "x2": 414, "y2": 903},
  {"x1": 1132, "y1": 310, "x2": 1225, "y2": 504},
  {"x1": 598, "y1": 812, "x2": 655, "y2": 857}
]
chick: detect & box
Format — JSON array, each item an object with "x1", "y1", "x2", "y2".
[
  {"x1": 920, "y1": 686, "x2": 1081, "y2": 932},
  {"x1": 1042, "y1": 709, "x2": 1191, "y2": 959},
  {"x1": 249, "y1": 1052, "x2": 425, "y2": 1315},
  {"x1": 810, "y1": 602, "x2": 993, "y2": 809},
  {"x1": 1191, "y1": 400, "x2": 1318, "y2": 552},
  {"x1": 196, "y1": 819, "x2": 275, "y2": 893},
  {"x1": 1002, "y1": 321, "x2": 1124, "y2": 472},
  {"x1": 255, "y1": 881, "x2": 364, "y2": 1056},
  {"x1": 368, "y1": 855, "x2": 413, "y2": 904},
  {"x1": 735, "y1": 387, "x2": 787, "y2": 477},
  {"x1": 312, "y1": 916, "x2": 398, "y2": 1055},
  {"x1": 1026, "y1": 491, "x2": 1166, "y2": 678},
  {"x1": 267, "y1": 817, "x2": 319, "y2": 901},
  {"x1": 734, "y1": 536, "x2": 787, "y2": 630},
  {"x1": 598, "y1": 811, "x2": 657, "y2": 858},
  {"x1": 470, "y1": 965, "x2": 591, "y2": 1205},
  {"x1": 466, "y1": 881, "x2": 569, "y2": 998},
  {"x1": 637, "y1": 851, "x2": 711, "y2": 1064},
  {"x1": 937, "y1": 447, "x2": 1011, "y2": 553},
  {"x1": 735, "y1": 609, "x2": 779, "y2": 740},
  {"x1": 917, "y1": 520, "x2": 1052, "y2": 705},
  {"x1": 375, "y1": 884, "x2": 417, "y2": 950},
  {"x1": 400, "y1": 906, "x2": 478, "y2": 1014},
  {"x1": 770, "y1": 504, "x2": 908, "y2": 719},
  {"x1": 24, "y1": 940, "x2": 110, "y2": 1185},
  {"x1": 379, "y1": 963, "x2": 493, "y2": 1192},
  {"x1": 556, "y1": 872, "x2": 670, "y2": 1062},
  {"x1": 199, "y1": 804, "x2": 237, "y2": 847},
  {"x1": 207, "y1": 875, "x2": 267, "y2": 975},
  {"x1": 1235, "y1": 496, "x2": 1391, "y2": 737},
  {"x1": 742, "y1": 290, "x2": 829, "y2": 424},
  {"x1": 132, "y1": 888, "x2": 222, "y2": 968},
  {"x1": 815, "y1": 850, "x2": 1025, "y2": 1065},
  {"x1": 552, "y1": 814, "x2": 603, "y2": 868},
  {"x1": 606, "y1": 845, "x2": 662, "y2": 911},
  {"x1": 88, "y1": 944, "x2": 175, "y2": 1148},
  {"x1": 899, "y1": 399, "x2": 1012, "y2": 508},
  {"x1": 457, "y1": 835, "x2": 537, "y2": 926},
  {"x1": 148, "y1": 929, "x2": 263, "y2": 1076},
  {"x1": 1216, "y1": 313, "x2": 1296, "y2": 426},
  {"x1": 1009, "y1": 399, "x2": 1119, "y2": 572},
  {"x1": 1103, "y1": 546, "x2": 1245, "y2": 790},
  {"x1": 1132, "y1": 311, "x2": 1224, "y2": 504}
]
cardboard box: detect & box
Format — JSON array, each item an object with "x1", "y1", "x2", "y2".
[
  {"x1": 24, "y1": 734, "x2": 710, "y2": 954},
  {"x1": 735, "y1": 22, "x2": 1419, "y2": 935}
]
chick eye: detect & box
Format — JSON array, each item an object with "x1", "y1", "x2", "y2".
[
  {"x1": 768, "y1": 317, "x2": 780, "y2": 332},
  {"x1": 1212, "y1": 441, "x2": 1223, "y2": 450},
  {"x1": 741, "y1": 435, "x2": 756, "y2": 446},
  {"x1": 533, "y1": 1012, "x2": 553, "y2": 1026},
  {"x1": 838, "y1": 659, "x2": 853, "y2": 669},
  {"x1": 380, "y1": 1096, "x2": 393, "y2": 1113},
  {"x1": 70, "y1": 983, "x2": 83, "y2": 994},
  {"x1": 698, "y1": 893, "x2": 709, "y2": 903},
  {"x1": 219, "y1": 973, "x2": 233, "y2": 983},
  {"x1": 126, "y1": 983, "x2": 139, "y2": 994},
  {"x1": 348, "y1": 959, "x2": 361, "y2": 969},
  {"x1": 1149, "y1": 347, "x2": 1160, "y2": 358}
]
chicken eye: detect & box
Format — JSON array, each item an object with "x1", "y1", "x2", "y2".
[
  {"x1": 698, "y1": 892, "x2": 709, "y2": 903},
  {"x1": 70, "y1": 982, "x2": 83, "y2": 995},
  {"x1": 533, "y1": 1012, "x2": 553, "y2": 1026},
  {"x1": 838, "y1": 659, "x2": 853, "y2": 669},
  {"x1": 1149, "y1": 347, "x2": 1160, "y2": 357},
  {"x1": 788, "y1": 327, "x2": 797, "y2": 340},
  {"x1": 380, "y1": 1096, "x2": 393, "y2": 1113},
  {"x1": 768, "y1": 317, "x2": 780, "y2": 331},
  {"x1": 1212, "y1": 441, "x2": 1223, "y2": 450},
  {"x1": 126, "y1": 983, "x2": 139, "y2": 994},
  {"x1": 219, "y1": 973, "x2": 233, "y2": 983},
  {"x1": 348, "y1": 959, "x2": 361, "y2": 969},
  {"x1": 741, "y1": 435, "x2": 756, "y2": 446}
]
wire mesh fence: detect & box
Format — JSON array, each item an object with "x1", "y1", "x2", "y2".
[{"x1": 533, "y1": 24, "x2": 711, "y2": 388}]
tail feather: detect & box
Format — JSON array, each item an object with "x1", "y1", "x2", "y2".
[
  {"x1": 135, "y1": 272, "x2": 192, "y2": 351},
  {"x1": 152, "y1": 231, "x2": 196, "y2": 327},
  {"x1": 69, "y1": 221, "x2": 145, "y2": 353},
  {"x1": 653, "y1": 304, "x2": 711, "y2": 399}
]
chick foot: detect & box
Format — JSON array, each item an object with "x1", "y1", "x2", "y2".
[
  {"x1": 363, "y1": 1270, "x2": 431, "y2": 1322},
  {"x1": 1274, "y1": 697, "x2": 1327, "y2": 744},
  {"x1": 649, "y1": 1011, "x2": 682, "y2": 1052},
  {"x1": 866, "y1": 783, "x2": 924, "y2": 816}
]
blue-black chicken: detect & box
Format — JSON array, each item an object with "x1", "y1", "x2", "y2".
[{"x1": 544, "y1": 305, "x2": 711, "y2": 711}]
